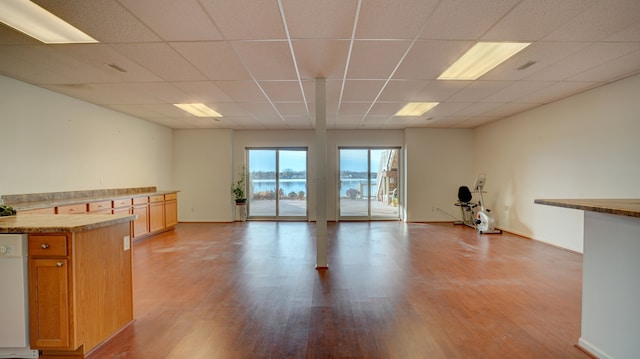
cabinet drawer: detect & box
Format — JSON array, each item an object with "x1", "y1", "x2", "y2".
[
  {"x1": 165, "y1": 193, "x2": 177, "y2": 201},
  {"x1": 89, "y1": 200, "x2": 112, "y2": 212},
  {"x1": 133, "y1": 196, "x2": 149, "y2": 205},
  {"x1": 149, "y1": 195, "x2": 164, "y2": 203},
  {"x1": 19, "y1": 207, "x2": 55, "y2": 215},
  {"x1": 113, "y1": 198, "x2": 132, "y2": 208},
  {"x1": 29, "y1": 235, "x2": 68, "y2": 257},
  {"x1": 56, "y1": 203, "x2": 87, "y2": 214}
]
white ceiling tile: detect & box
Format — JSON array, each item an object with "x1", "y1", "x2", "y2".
[
  {"x1": 447, "y1": 81, "x2": 512, "y2": 102},
  {"x1": 273, "y1": 103, "x2": 309, "y2": 116},
  {"x1": 200, "y1": 0, "x2": 285, "y2": 40},
  {"x1": 426, "y1": 102, "x2": 471, "y2": 116},
  {"x1": 483, "y1": 0, "x2": 598, "y2": 41},
  {"x1": 260, "y1": 81, "x2": 306, "y2": 102},
  {"x1": 171, "y1": 42, "x2": 251, "y2": 81},
  {"x1": 119, "y1": 0, "x2": 223, "y2": 41},
  {"x1": 379, "y1": 80, "x2": 430, "y2": 101},
  {"x1": 356, "y1": 0, "x2": 439, "y2": 39},
  {"x1": 232, "y1": 41, "x2": 298, "y2": 80},
  {"x1": 543, "y1": 0, "x2": 640, "y2": 41},
  {"x1": 604, "y1": 21, "x2": 640, "y2": 41},
  {"x1": 420, "y1": 0, "x2": 518, "y2": 40},
  {"x1": 410, "y1": 80, "x2": 471, "y2": 102},
  {"x1": 525, "y1": 42, "x2": 640, "y2": 81},
  {"x1": 394, "y1": 40, "x2": 473, "y2": 80},
  {"x1": 111, "y1": 43, "x2": 206, "y2": 81},
  {"x1": 347, "y1": 40, "x2": 412, "y2": 79},
  {"x1": 369, "y1": 102, "x2": 404, "y2": 116},
  {"x1": 292, "y1": 40, "x2": 351, "y2": 79},
  {"x1": 214, "y1": 81, "x2": 269, "y2": 102},
  {"x1": 34, "y1": 0, "x2": 161, "y2": 42},
  {"x1": 522, "y1": 81, "x2": 598, "y2": 104},
  {"x1": 341, "y1": 80, "x2": 386, "y2": 101},
  {"x1": 568, "y1": 50, "x2": 640, "y2": 82},
  {"x1": 171, "y1": 81, "x2": 234, "y2": 103},
  {"x1": 482, "y1": 81, "x2": 554, "y2": 103},
  {"x1": 282, "y1": 0, "x2": 357, "y2": 39}
]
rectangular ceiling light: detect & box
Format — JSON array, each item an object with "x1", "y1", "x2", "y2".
[
  {"x1": 0, "y1": 0, "x2": 97, "y2": 44},
  {"x1": 174, "y1": 103, "x2": 223, "y2": 118},
  {"x1": 395, "y1": 102, "x2": 439, "y2": 117},
  {"x1": 438, "y1": 42, "x2": 530, "y2": 80}
]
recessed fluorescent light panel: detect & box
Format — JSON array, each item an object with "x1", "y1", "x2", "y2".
[
  {"x1": 0, "y1": 0, "x2": 97, "y2": 44},
  {"x1": 395, "y1": 102, "x2": 439, "y2": 117},
  {"x1": 174, "y1": 103, "x2": 223, "y2": 118},
  {"x1": 438, "y1": 42, "x2": 530, "y2": 80}
]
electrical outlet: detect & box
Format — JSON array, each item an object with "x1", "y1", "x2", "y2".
[{"x1": 123, "y1": 236, "x2": 130, "y2": 251}]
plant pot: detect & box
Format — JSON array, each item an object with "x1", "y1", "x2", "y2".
[{"x1": 235, "y1": 199, "x2": 247, "y2": 205}]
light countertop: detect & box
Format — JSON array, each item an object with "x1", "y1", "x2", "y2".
[
  {"x1": 534, "y1": 198, "x2": 640, "y2": 218},
  {"x1": 0, "y1": 214, "x2": 137, "y2": 233}
]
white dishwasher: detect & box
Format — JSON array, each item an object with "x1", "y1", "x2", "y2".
[{"x1": 0, "y1": 234, "x2": 39, "y2": 358}]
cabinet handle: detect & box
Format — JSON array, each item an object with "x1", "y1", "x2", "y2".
[
  {"x1": 56, "y1": 261, "x2": 64, "y2": 267},
  {"x1": 41, "y1": 243, "x2": 49, "y2": 249}
]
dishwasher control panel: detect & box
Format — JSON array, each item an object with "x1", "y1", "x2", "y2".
[{"x1": 0, "y1": 234, "x2": 27, "y2": 257}]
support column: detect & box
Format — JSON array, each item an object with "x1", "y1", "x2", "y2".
[{"x1": 315, "y1": 78, "x2": 328, "y2": 269}]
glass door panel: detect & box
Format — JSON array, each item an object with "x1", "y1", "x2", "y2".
[
  {"x1": 278, "y1": 150, "x2": 307, "y2": 217},
  {"x1": 339, "y1": 147, "x2": 400, "y2": 220},
  {"x1": 248, "y1": 149, "x2": 276, "y2": 217},
  {"x1": 247, "y1": 148, "x2": 307, "y2": 219}
]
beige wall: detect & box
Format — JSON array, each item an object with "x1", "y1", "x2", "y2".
[
  {"x1": 474, "y1": 73, "x2": 640, "y2": 252},
  {"x1": 0, "y1": 75, "x2": 173, "y2": 195}
]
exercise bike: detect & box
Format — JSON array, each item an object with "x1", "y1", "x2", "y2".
[{"x1": 454, "y1": 175, "x2": 502, "y2": 234}]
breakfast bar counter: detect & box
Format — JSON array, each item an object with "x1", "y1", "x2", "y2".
[{"x1": 535, "y1": 198, "x2": 640, "y2": 359}]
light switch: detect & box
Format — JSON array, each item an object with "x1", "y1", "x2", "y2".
[{"x1": 123, "y1": 236, "x2": 130, "y2": 251}]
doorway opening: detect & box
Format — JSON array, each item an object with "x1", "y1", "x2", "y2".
[
  {"x1": 338, "y1": 147, "x2": 401, "y2": 220},
  {"x1": 247, "y1": 148, "x2": 308, "y2": 220}
]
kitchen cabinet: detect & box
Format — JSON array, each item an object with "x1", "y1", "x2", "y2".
[
  {"x1": 56, "y1": 203, "x2": 87, "y2": 214},
  {"x1": 88, "y1": 200, "x2": 112, "y2": 214},
  {"x1": 22, "y1": 219, "x2": 134, "y2": 358},
  {"x1": 149, "y1": 195, "x2": 165, "y2": 233},
  {"x1": 132, "y1": 197, "x2": 149, "y2": 239},
  {"x1": 165, "y1": 193, "x2": 178, "y2": 228}
]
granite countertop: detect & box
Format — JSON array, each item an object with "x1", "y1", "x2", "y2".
[
  {"x1": 4, "y1": 189, "x2": 179, "y2": 211},
  {"x1": 0, "y1": 214, "x2": 137, "y2": 233},
  {"x1": 534, "y1": 199, "x2": 640, "y2": 218}
]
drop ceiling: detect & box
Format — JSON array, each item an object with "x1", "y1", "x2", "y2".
[{"x1": 0, "y1": 0, "x2": 639, "y2": 130}]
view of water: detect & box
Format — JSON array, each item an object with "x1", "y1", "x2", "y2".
[{"x1": 250, "y1": 179, "x2": 376, "y2": 197}]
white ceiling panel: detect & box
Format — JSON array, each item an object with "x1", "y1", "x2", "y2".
[
  {"x1": 111, "y1": 43, "x2": 206, "y2": 82},
  {"x1": 356, "y1": 0, "x2": 438, "y2": 39},
  {"x1": 199, "y1": 0, "x2": 285, "y2": 40},
  {"x1": 232, "y1": 41, "x2": 298, "y2": 81},
  {"x1": 393, "y1": 40, "x2": 473, "y2": 80},
  {"x1": 118, "y1": 0, "x2": 223, "y2": 41},
  {"x1": 483, "y1": 0, "x2": 597, "y2": 41},
  {"x1": 170, "y1": 42, "x2": 251, "y2": 81},
  {"x1": 347, "y1": 40, "x2": 412, "y2": 79},
  {"x1": 0, "y1": 1, "x2": 638, "y2": 130},
  {"x1": 543, "y1": 0, "x2": 640, "y2": 42},
  {"x1": 420, "y1": 0, "x2": 518, "y2": 40},
  {"x1": 34, "y1": 0, "x2": 161, "y2": 42},
  {"x1": 171, "y1": 81, "x2": 234, "y2": 103},
  {"x1": 282, "y1": 0, "x2": 357, "y2": 39},
  {"x1": 292, "y1": 40, "x2": 351, "y2": 79},
  {"x1": 447, "y1": 81, "x2": 512, "y2": 102}
]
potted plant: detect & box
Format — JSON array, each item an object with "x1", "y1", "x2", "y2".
[{"x1": 232, "y1": 166, "x2": 247, "y2": 204}]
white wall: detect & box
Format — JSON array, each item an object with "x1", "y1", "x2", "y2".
[
  {"x1": 474, "y1": 73, "x2": 640, "y2": 252},
  {"x1": 173, "y1": 129, "x2": 233, "y2": 222},
  {"x1": 0, "y1": 75, "x2": 173, "y2": 196},
  {"x1": 404, "y1": 128, "x2": 475, "y2": 222}
]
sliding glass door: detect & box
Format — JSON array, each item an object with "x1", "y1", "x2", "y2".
[
  {"x1": 247, "y1": 148, "x2": 307, "y2": 219},
  {"x1": 339, "y1": 147, "x2": 400, "y2": 220}
]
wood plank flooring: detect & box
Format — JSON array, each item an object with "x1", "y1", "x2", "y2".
[{"x1": 90, "y1": 222, "x2": 588, "y2": 358}]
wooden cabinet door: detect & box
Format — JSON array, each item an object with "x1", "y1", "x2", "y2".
[
  {"x1": 149, "y1": 202, "x2": 164, "y2": 233},
  {"x1": 133, "y1": 205, "x2": 150, "y2": 238},
  {"x1": 165, "y1": 200, "x2": 178, "y2": 228},
  {"x1": 29, "y1": 258, "x2": 72, "y2": 349}
]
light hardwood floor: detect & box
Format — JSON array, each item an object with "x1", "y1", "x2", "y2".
[{"x1": 91, "y1": 222, "x2": 589, "y2": 358}]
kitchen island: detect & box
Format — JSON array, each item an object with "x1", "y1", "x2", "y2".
[
  {"x1": 535, "y1": 199, "x2": 640, "y2": 359},
  {"x1": 0, "y1": 213, "x2": 136, "y2": 359}
]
